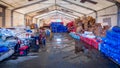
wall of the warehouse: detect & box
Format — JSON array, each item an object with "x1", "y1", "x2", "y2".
[
  {"x1": 88, "y1": 5, "x2": 117, "y2": 27},
  {"x1": 5, "y1": 9, "x2": 26, "y2": 27},
  {"x1": 5, "y1": 9, "x2": 11, "y2": 27},
  {"x1": 13, "y1": 12, "x2": 25, "y2": 27}
]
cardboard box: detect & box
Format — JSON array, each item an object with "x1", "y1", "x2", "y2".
[{"x1": 76, "y1": 26, "x2": 83, "y2": 33}]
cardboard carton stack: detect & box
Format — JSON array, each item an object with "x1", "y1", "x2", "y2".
[
  {"x1": 93, "y1": 23, "x2": 102, "y2": 36},
  {"x1": 101, "y1": 25, "x2": 110, "y2": 37},
  {"x1": 75, "y1": 16, "x2": 95, "y2": 33},
  {"x1": 75, "y1": 16, "x2": 110, "y2": 37}
]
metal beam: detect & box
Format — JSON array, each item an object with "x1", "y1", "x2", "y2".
[
  {"x1": 0, "y1": 0, "x2": 14, "y2": 8},
  {"x1": 31, "y1": 10, "x2": 55, "y2": 17},
  {"x1": 33, "y1": 10, "x2": 79, "y2": 18},
  {"x1": 0, "y1": 6, "x2": 6, "y2": 27},
  {"x1": 37, "y1": 12, "x2": 75, "y2": 19},
  {"x1": 2, "y1": 8, "x2": 5, "y2": 27},
  {"x1": 106, "y1": 0, "x2": 116, "y2": 3},
  {"x1": 88, "y1": 4, "x2": 116, "y2": 15},
  {"x1": 97, "y1": 4, "x2": 116, "y2": 12},
  {"x1": 32, "y1": 9, "x2": 80, "y2": 18},
  {"x1": 26, "y1": 5, "x2": 54, "y2": 14},
  {"x1": 95, "y1": 11, "x2": 98, "y2": 22},
  {"x1": 62, "y1": 0, "x2": 96, "y2": 12},
  {"x1": 28, "y1": 5, "x2": 84, "y2": 17},
  {"x1": 11, "y1": 10, "x2": 14, "y2": 27},
  {"x1": 116, "y1": 2, "x2": 120, "y2": 26},
  {"x1": 58, "y1": 10, "x2": 79, "y2": 17},
  {"x1": 13, "y1": 0, "x2": 48, "y2": 10},
  {"x1": 37, "y1": 13, "x2": 56, "y2": 19},
  {"x1": 57, "y1": 12, "x2": 77, "y2": 18},
  {"x1": 36, "y1": 11, "x2": 77, "y2": 19},
  {"x1": 0, "y1": 4, "x2": 7, "y2": 8},
  {"x1": 99, "y1": 13, "x2": 117, "y2": 17},
  {"x1": 57, "y1": 4, "x2": 85, "y2": 15},
  {"x1": 26, "y1": 4, "x2": 85, "y2": 17}
]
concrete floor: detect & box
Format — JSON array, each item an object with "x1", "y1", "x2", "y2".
[{"x1": 0, "y1": 33, "x2": 119, "y2": 68}]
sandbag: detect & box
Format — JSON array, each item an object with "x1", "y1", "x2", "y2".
[
  {"x1": 100, "y1": 27, "x2": 120, "y2": 64},
  {"x1": 102, "y1": 37, "x2": 120, "y2": 46},
  {"x1": 112, "y1": 26, "x2": 120, "y2": 33},
  {"x1": 0, "y1": 46, "x2": 9, "y2": 52},
  {"x1": 106, "y1": 30, "x2": 120, "y2": 39},
  {"x1": 100, "y1": 43, "x2": 120, "y2": 56}
]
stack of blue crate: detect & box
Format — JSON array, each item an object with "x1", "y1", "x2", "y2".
[
  {"x1": 100, "y1": 26, "x2": 120, "y2": 64},
  {"x1": 50, "y1": 22, "x2": 68, "y2": 33}
]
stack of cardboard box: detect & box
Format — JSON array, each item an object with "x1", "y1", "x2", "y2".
[
  {"x1": 93, "y1": 23, "x2": 102, "y2": 36},
  {"x1": 75, "y1": 16, "x2": 110, "y2": 37},
  {"x1": 101, "y1": 25, "x2": 110, "y2": 37}
]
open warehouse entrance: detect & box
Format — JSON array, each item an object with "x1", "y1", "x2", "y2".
[{"x1": 0, "y1": 0, "x2": 120, "y2": 68}]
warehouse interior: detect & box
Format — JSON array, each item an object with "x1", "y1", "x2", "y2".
[{"x1": 0, "y1": 0, "x2": 120, "y2": 68}]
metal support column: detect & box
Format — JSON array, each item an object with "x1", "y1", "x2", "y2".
[
  {"x1": 11, "y1": 10, "x2": 13, "y2": 27},
  {"x1": 95, "y1": 11, "x2": 98, "y2": 23},
  {"x1": 2, "y1": 8, "x2": 6, "y2": 27},
  {"x1": 0, "y1": 5, "x2": 6, "y2": 27},
  {"x1": 116, "y1": 2, "x2": 120, "y2": 27}
]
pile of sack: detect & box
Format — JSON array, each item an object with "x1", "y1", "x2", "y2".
[{"x1": 100, "y1": 26, "x2": 120, "y2": 64}]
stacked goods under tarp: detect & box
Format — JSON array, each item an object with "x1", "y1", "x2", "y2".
[
  {"x1": 101, "y1": 25, "x2": 110, "y2": 37},
  {"x1": 50, "y1": 22, "x2": 68, "y2": 33},
  {"x1": 80, "y1": 16, "x2": 95, "y2": 31},
  {"x1": 74, "y1": 16, "x2": 96, "y2": 33},
  {"x1": 100, "y1": 26, "x2": 120, "y2": 64},
  {"x1": 0, "y1": 28, "x2": 17, "y2": 61},
  {"x1": 0, "y1": 27, "x2": 33, "y2": 61},
  {"x1": 73, "y1": 16, "x2": 110, "y2": 37},
  {"x1": 69, "y1": 16, "x2": 110, "y2": 49},
  {"x1": 93, "y1": 23, "x2": 102, "y2": 36}
]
